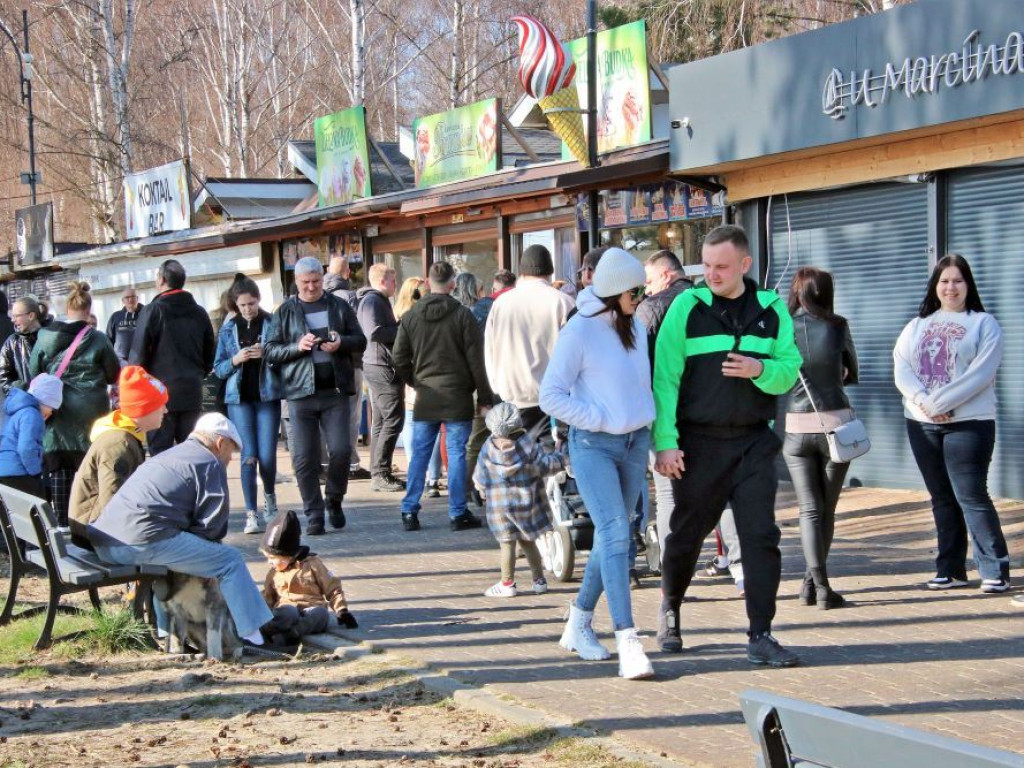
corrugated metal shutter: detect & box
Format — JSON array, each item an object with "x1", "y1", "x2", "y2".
[
  {"x1": 767, "y1": 182, "x2": 930, "y2": 488},
  {"x1": 947, "y1": 164, "x2": 1024, "y2": 500}
]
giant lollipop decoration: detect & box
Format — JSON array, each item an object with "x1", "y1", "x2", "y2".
[{"x1": 511, "y1": 16, "x2": 589, "y2": 167}]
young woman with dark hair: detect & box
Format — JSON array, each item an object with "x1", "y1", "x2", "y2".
[
  {"x1": 894, "y1": 254, "x2": 1011, "y2": 594},
  {"x1": 783, "y1": 267, "x2": 858, "y2": 609},
  {"x1": 214, "y1": 274, "x2": 282, "y2": 534},
  {"x1": 540, "y1": 247, "x2": 655, "y2": 680}
]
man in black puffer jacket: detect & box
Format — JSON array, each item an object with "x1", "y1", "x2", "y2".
[
  {"x1": 129, "y1": 259, "x2": 215, "y2": 455},
  {"x1": 392, "y1": 261, "x2": 494, "y2": 533},
  {"x1": 636, "y1": 250, "x2": 693, "y2": 372}
]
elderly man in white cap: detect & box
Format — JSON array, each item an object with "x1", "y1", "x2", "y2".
[{"x1": 89, "y1": 412, "x2": 273, "y2": 647}]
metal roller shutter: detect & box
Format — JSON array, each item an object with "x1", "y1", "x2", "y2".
[
  {"x1": 947, "y1": 164, "x2": 1024, "y2": 500},
  {"x1": 767, "y1": 182, "x2": 931, "y2": 489}
]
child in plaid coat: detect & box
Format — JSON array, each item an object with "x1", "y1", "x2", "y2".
[{"x1": 473, "y1": 401, "x2": 566, "y2": 597}]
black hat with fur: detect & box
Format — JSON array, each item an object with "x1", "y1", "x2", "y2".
[{"x1": 261, "y1": 510, "x2": 309, "y2": 560}]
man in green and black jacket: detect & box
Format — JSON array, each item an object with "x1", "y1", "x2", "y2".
[{"x1": 652, "y1": 225, "x2": 802, "y2": 668}]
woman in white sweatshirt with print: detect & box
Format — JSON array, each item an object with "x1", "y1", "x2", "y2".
[
  {"x1": 540, "y1": 248, "x2": 656, "y2": 680},
  {"x1": 894, "y1": 254, "x2": 1010, "y2": 594}
]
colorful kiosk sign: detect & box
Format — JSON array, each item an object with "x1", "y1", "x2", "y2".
[
  {"x1": 412, "y1": 98, "x2": 502, "y2": 189},
  {"x1": 577, "y1": 182, "x2": 725, "y2": 230},
  {"x1": 123, "y1": 160, "x2": 191, "y2": 240},
  {"x1": 566, "y1": 20, "x2": 652, "y2": 155},
  {"x1": 315, "y1": 106, "x2": 372, "y2": 207}
]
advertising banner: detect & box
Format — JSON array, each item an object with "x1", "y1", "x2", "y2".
[
  {"x1": 565, "y1": 20, "x2": 651, "y2": 155},
  {"x1": 14, "y1": 202, "x2": 54, "y2": 266},
  {"x1": 315, "y1": 106, "x2": 372, "y2": 207},
  {"x1": 412, "y1": 98, "x2": 502, "y2": 189},
  {"x1": 577, "y1": 182, "x2": 723, "y2": 229},
  {"x1": 123, "y1": 159, "x2": 191, "y2": 240}
]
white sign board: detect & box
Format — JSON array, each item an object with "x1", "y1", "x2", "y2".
[{"x1": 123, "y1": 159, "x2": 191, "y2": 239}]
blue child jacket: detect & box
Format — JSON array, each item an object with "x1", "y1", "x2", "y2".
[{"x1": 0, "y1": 387, "x2": 44, "y2": 477}]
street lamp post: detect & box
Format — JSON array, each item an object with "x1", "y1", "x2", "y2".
[
  {"x1": 585, "y1": 0, "x2": 599, "y2": 249},
  {"x1": 0, "y1": 9, "x2": 38, "y2": 206}
]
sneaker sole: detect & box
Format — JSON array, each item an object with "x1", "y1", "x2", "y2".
[
  {"x1": 981, "y1": 584, "x2": 1010, "y2": 593},
  {"x1": 559, "y1": 642, "x2": 611, "y2": 661},
  {"x1": 747, "y1": 653, "x2": 800, "y2": 668},
  {"x1": 620, "y1": 667, "x2": 655, "y2": 680},
  {"x1": 927, "y1": 580, "x2": 969, "y2": 590},
  {"x1": 657, "y1": 638, "x2": 683, "y2": 653}
]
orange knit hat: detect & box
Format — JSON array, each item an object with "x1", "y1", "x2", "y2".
[{"x1": 118, "y1": 365, "x2": 169, "y2": 418}]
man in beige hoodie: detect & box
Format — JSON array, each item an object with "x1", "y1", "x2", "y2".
[{"x1": 484, "y1": 245, "x2": 573, "y2": 431}]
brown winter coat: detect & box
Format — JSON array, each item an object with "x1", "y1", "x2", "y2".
[{"x1": 262, "y1": 554, "x2": 348, "y2": 613}]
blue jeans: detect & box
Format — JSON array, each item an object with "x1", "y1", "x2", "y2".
[
  {"x1": 95, "y1": 532, "x2": 273, "y2": 638},
  {"x1": 228, "y1": 401, "x2": 282, "y2": 512},
  {"x1": 571, "y1": 426, "x2": 650, "y2": 631},
  {"x1": 401, "y1": 409, "x2": 441, "y2": 482},
  {"x1": 907, "y1": 419, "x2": 1010, "y2": 581},
  {"x1": 402, "y1": 420, "x2": 472, "y2": 519}
]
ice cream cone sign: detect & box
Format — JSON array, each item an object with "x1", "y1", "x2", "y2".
[{"x1": 511, "y1": 15, "x2": 589, "y2": 167}]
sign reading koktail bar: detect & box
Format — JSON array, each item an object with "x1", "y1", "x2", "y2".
[
  {"x1": 667, "y1": 0, "x2": 1024, "y2": 174},
  {"x1": 823, "y1": 29, "x2": 1024, "y2": 120},
  {"x1": 413, "y1": 99, "x2": 502, "y2": 189},
  {"x1": 123, "y1": 159, "x2": 191, "y2": 240}
]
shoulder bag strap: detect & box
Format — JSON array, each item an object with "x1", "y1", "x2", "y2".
[
  {"x1": 797, "y1": 317, "x2": 829, "y2": 432},
  {"x1": 53, "y1": 326, "x2": 92, "y2": 379}
]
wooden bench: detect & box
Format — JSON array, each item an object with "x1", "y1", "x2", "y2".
[
  {"x1": 740, "y1": 689, "x2": 1024, "y2": 768},
  {"x1": 0, "y1": 485, "x2": 167, "y2": 650}
]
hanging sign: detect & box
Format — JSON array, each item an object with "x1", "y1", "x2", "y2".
[
  {"x1": 123, "y1": 160, "x2": 191, "y2": 240},
  {"x1": 15, "y1": 202, "x2": 54, "y2": 266},
  {"x1": 412, "y1": 98, "x2": 502, "y2": 189},
  {"x1": 564, "y1": 20, "x2": 652, "y2": 155},
  {"x1": 315, "y1": 106, "x2": 373, "y2": 206}
]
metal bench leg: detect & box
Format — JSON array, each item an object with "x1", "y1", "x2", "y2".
[
  {"x1": 34, "y1": 583, "x2": 62, "y2": 650},
  {"x1": 88, "y1": 587, "x2": 102, "y2": 613},
  {"x1": 0, "y1": 570, "x2": 20, "y2": 625}
]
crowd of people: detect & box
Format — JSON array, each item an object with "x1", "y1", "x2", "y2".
[{"x1": 0, "y1": 222, "x2": 1015, "y2": 670}]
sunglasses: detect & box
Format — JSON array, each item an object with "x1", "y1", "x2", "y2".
[{"x1": 626, "y1": 286, "x2": 646, "y2": 301}]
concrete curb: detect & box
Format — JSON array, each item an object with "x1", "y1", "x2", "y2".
[{"x1": 300, "y1": 630, "x2": 694, "y2": 768}]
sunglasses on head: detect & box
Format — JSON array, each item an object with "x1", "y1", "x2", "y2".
[
  {"x1": 576, "y1": 265, "x2": 594, "y2": 277},
  {"x1": 626, "y1": 285, "x2": 646, "y2": 301},
  {"x1": 412, "y1": 289, "x2": 422, "y2": 300}
]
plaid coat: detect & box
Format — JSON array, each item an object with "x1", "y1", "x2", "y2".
[{"x1": 473, "y1": 433, "x2": 567, "y2": 542}]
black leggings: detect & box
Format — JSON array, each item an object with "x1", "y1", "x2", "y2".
[{"x1": 782, "y1": 432, "x2": 849, "y2": 573}]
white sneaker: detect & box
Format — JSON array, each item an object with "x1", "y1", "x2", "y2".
[
  {"x1": 614, "y1": 627, "x2": 654, "y2": 680},
  {"x1": 981, "y1": 578, "x2": 1010, "y2": 593},
  {"x1": 484, "y1": 580, "x2": 517, "y2": 598},
  {"x1": 244, "y1": 510, "x2": 265, "y2": 534},
  {"x1": 558, "y1": 602, "x2": 611, "y2": 660},
  {"x1": 532, "y1": 578, "x2": 549, "y2": 595}
]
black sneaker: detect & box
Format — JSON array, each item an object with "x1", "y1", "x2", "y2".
[
  {"x1": 470, "y1": 488, "x2": 484, "y2": 508},
  {"x1": 450, "y1": 512, "x2": 483, "y2": 531},
  {"x1": 327, "y1": 501, "x2": 346, "y2": 530},
  {"x1": 402, "y1": 513, "x2": 420, "y2": 532},
  {"x1": 657, "y1": 606, "x2": 683, "y2": 653},
  {"x1": 629, "y1": 568, "x2": 642, "y2": 590},
  {"x1": 306, "y1": 519, "x2": 326, "y2": 536},
  {"x1": 747, "y1": 633, "x2": 800, "y2": 668},
  {"x1": 348, "y1": 466, "x2": 372, "y2": 480},
  {"x1": 372, "y1": 473, "x2": 406, "y2": 492}
]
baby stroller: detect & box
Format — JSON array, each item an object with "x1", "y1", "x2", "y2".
[{"x1": 540, "y1": 467, "x2": 594, "y2": 582}]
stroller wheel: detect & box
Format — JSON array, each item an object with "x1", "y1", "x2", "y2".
[{"x1": 543, "y1": 528, "x2": 576, "y2": 582}]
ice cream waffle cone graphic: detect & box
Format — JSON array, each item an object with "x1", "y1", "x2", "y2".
[{"x1": 540, "y1": 86, "x2": 588, "y2": 167}]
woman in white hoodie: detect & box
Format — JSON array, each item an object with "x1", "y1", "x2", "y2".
[
  {"x1": 539, "y1": 248, "x2": 656, "y2": 680},
  {"x1": 894, "y1": 254, "x2": 1010, "y2": 594}
]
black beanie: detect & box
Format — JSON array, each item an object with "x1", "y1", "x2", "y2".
[
  {"x1": 261, "y1": 510, "x2": 304, "y2": 558},
  {"x1": 519, "y1": 244, "x2": 554, "y2": 277}
]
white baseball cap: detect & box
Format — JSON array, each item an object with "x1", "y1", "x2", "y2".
[{"x1": 191, "y1": 412, "x2": 243, "y2": 450}]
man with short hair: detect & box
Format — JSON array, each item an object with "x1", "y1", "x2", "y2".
[
  {"x1": 393, "y1": 261, "x2": 494, "y2": 532},
  {"x1": 0, "y1": 296, "x2": 43, "y2": 395},
  {"x1": 324, "y1": 254, "x2": 369, "y2": 480},
  {"x1": 357, "y1": 263, "x2": 405, "y2": 492},
  {"x1": 88, "y1": 413, "x2": 274, "y2": 648},
  {"x1": 129, "y1": 260, "x2": 216, "y2": 454},
  {"x1": 264, "y1": 257, "x2": 366, "y2": 536},
  {"x1": 106, "y1": 287, "x2": 144, "y2": 366},
  {"x1": 653, "y1": 224, "x2": 802, "y2": 667},
  {"x1": 471, "y1": 269, "x2": 516, "y2": 329},
  {"x1": 484, "y1": 245, "x2": 573, "y2": 431}
]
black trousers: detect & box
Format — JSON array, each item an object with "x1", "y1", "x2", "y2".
[
  {"x1": 661, "y1": 425, "x2": 783, "y2": 635},
  {"x1": 782, "y1": 432, "x2": 849, "y2": 574},
  {"x1": 262, "y1": 605, "x2": 329, "y2": 641},
  {"x1": 289, "y1": 391, "x2": 351, "y2": 523},
  {"x1": 148, "y1": 409, "x2": 202, "y2": 456},
  {"x1": 364, "y1": 365, "x2": 404, "y2": 477}
]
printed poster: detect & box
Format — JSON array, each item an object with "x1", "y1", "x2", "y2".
[
  {"x1": 565, "y1": 20, "x2": 652, "y2": 156},
  {"x1": 412, "y1": 99, "x2": 502, "y2": 189},
  {"x1": 315, "y1": 106, "x2": 372, "y2": 207}
]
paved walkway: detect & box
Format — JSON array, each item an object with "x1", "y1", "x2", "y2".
[{"x1": 226, "y1": 447, "x2": 1024, "y2": 766}]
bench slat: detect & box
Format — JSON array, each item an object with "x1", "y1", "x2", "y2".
[{"x1": 25, "y1": 548, "x2": 105, "y2": 586}]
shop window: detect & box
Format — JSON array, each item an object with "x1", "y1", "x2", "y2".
[
  {"x1": 512, "y1": 227, "x2": 578, "y2": 282},
  {"x1": 379, "y1": 249, "x2": 422, "y2": 289},
  {"x1": 436, "y1": 240, "x2": 498, "y2": 294},
  {"x1": 601, "y1": 218, "x2": 716, "y2": 269}
]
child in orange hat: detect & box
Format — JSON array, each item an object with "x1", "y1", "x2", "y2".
[{"x1": 69, "y1": 365, "x2": 169, "y2": 548}]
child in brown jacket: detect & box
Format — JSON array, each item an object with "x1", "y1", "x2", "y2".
[{"x1": 260, "y1": 509, "x2": 358, "y2": 644}]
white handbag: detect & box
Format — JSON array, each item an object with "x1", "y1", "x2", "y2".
[{"x1": 797, "y1": 371, "x2": 870, "y2": 464}]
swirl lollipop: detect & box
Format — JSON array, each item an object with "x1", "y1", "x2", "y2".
[
  {"x1": 510, "y1": 15, "x2": 588, "y2": 166},
  {"x1": 511, "y1": 15, "x2": 576, "y2": 98}
]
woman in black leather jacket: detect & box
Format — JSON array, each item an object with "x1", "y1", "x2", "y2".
[{"x1": 784, "y1": 268, "x2": 858, "y2": 609}]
